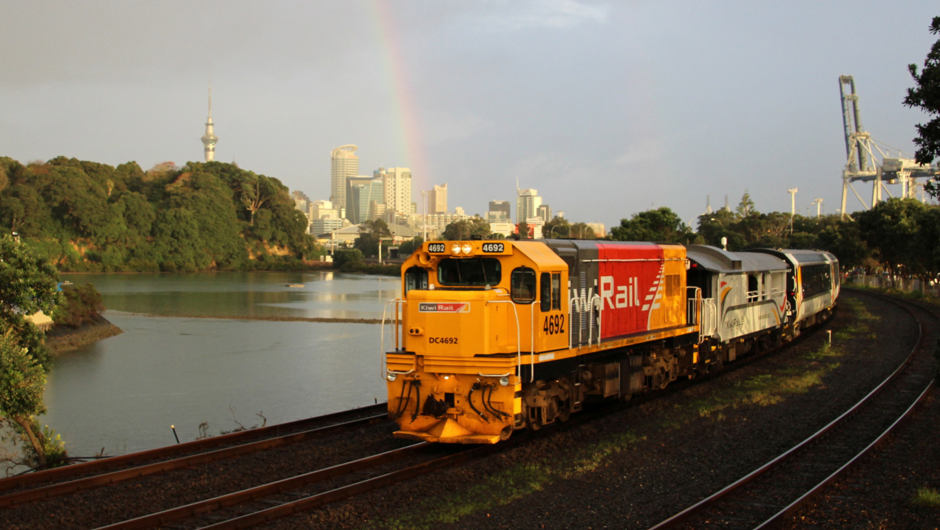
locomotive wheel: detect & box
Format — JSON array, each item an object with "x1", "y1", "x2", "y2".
[
  {"x1": 527, "y1": 417, "x2": 541, "y2": 431},
  {"x1": 499, "y1": 425, "x2": 513, "y2": 441},
  {"x1": 556, "y1": 397, "x2": 571, "y2": 422}
]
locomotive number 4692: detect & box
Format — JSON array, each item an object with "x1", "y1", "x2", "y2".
[
  {"x1": 481, "y1": 242, "x2": 504, "y2": 253},
  {"x1": 543, "y1": 315, "x2": 565, "y2": 335}
]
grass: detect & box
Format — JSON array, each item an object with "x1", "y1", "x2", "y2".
[
  {"x1": 361, "y1": 294, "x2": 880, "y2": 529},
  {"x1": 911, "y1": 487, "x2": 940, "y2": 508}
]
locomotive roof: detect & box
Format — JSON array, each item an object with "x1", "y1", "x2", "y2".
[{"x1": 686, "y1": 245, "x2": 787, "y2": 273}]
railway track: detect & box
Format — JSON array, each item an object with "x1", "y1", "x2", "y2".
[
  {"x1": 0, "y1": 404, "x2": 388, "y2": 508},
  {"x1": 647, "y1": 290, "x2": 937, "y2": 530},
  {"x1": 0, "y1": 301, "x2": 852, "y2": 529}
]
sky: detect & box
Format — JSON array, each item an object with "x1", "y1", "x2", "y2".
[{"x1": 1, "y1": 0, "x2": 937, "y2": 230}]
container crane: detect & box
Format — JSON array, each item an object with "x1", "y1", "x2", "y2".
[{"x1": 839, "y1": 75, "x2": 934, "y2": 219}]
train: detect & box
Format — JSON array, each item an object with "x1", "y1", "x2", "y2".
[{"x1": 383, "y1": 239, "x2": 840, "y2": 444}]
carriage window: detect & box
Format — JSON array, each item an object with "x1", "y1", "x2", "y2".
[
  {"x1": 540, "y1": 273, "x2": 551, "y2": 312},
  {"x1": 405, "y1": 266, "x2": 428, "y2": 295},
  {"x1": 551, "y1": 273, "x2": 561, "y2": 311},
  {"x1": 511, "y1": 267, "x2": 537, "y2": 303},
  {"x1": 437, "y1": 258, "x2": 501, "y2": 287},
  {"x1": 748, "y1": 274, "x2": 759, "y2": 302}
]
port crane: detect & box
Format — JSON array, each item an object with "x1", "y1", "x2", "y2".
[{"x1": 839, "y1": 75, "x2": 935, "y2": 219}]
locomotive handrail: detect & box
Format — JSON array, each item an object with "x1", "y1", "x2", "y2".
[
  {"x1": 686, "y1": 286, "x2": 703, "y2": 344},
  {"x1": 569, "y1": 297, "x2": 582, "y2": 349},
  {"x1": 484, "y1": 300, "x2": 523, "y2": 381},
  {"x1": 587, "y1": 294, "x2": 602, "y2": 346},
  {"x1": 381, "y1": 299, "x2": 412, "y2": 381}
]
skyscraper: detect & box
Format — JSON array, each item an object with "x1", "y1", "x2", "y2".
[
  {"x1": 488, "y1": 200, "x2": 511, "y2": 222},
  {"x1": 201, "y1": 85, "x2": 218, "y2": 162},
  {"x1": 537, "y1": 204, "x2": 552, "y2": 223},
  {"x1": 376, "y1": 167, "x2": 412, "y2": 220},
  {"x1": 516, "y1": 189, "x2": 542, "y2": 225},
  {"x1": 331, "y1": 145, "x2": 359, "y2": 215},
  {"x1": 428, "y1": 184, "x2": 448, "y2": 214},
  {"x1": 346, "y1": 175, "x2": 384, "y2": 225}
]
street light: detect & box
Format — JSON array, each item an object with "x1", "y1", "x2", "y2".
[
  {"x1": 378, "y1": 237, "x2": 393, "y2": 265},
  {"x1": 787, "y1": 188, "x2": 798, "y2": 234}
]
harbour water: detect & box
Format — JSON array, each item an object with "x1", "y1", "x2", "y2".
[{"x1": 39, "y1": 271, "x2": 401, "y2": 459}]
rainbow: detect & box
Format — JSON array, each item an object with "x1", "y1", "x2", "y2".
[{"x1": 371, "y1": 0, "x2": 430, "y2": 191}]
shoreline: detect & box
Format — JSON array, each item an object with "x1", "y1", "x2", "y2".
[{"x1": 110, "y1": 312, "x2": 388, "y2": 324}]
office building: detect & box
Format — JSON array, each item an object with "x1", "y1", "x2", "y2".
[
  {"x1": 375, "y1": 167, "x2": 412, "y2": 221},
  {"x1": 516, "y1": 189, "x2": 542, "y2": 225},
  {"x1": 537, "y1": 204, "x2": 552, "y2": 223},
  {"x1": 428, "y1": 184, "x2": 448, "y2": 214},
  {"x1": 331, "y1": 145, "x2": 359, "y2": 215},
  {"x1": 346, "y1": 176, "x2": 384, "y2": 225},
  {"x1": 489, "y1": 200, "x2": 511, "y2": 221},
  {"x1": 310, "y1": 218, "x2": 344, "y2": 237}
]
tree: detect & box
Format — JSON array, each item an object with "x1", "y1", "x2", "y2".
[
  {"x1": 0, "y1": 234, "x2": 61, "y2": 467},
  {"x1": 397, "y1": 237, "x2": 424, "y2": 258},
  {"x1": 0, "y1": 332, "x2": 51, "y2": 468},
  {"x1": 443, "y1": 218, "x2": 490, "y2": 240},
  {"x1": 355, "y1": 219, "x2": 393, "y2": 257},
  {"x1": 856, "y1": 198, "x2": 926, "y2": 284},
  {"x1": 735, "y1": 191, "x2": 757, "y2": 218},
  {"x1": 611, "y1": 207, "x2": 694, "y2": 243},
  {"x1": 904, "y1": 15, "x2": 940, "y2": 198}
]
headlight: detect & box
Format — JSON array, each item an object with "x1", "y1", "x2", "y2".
[
  {"x1": 462, "y1": 244, "x2": 472, "y2": 254},
  {"x1": 451, "y1": 244, "x2": 461, "y2": 254},
  {"x1": 499, "y1": 376, "x2": 510, "y2": 386},
  {"x1": 387, "y1": 372, "x2": 397, "y2": 382}
]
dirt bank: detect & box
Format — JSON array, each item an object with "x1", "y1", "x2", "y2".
[{"x1": 45, "y1": 314, "x2": 123, "y2": 354}]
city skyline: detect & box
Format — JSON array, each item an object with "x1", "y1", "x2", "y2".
[{"x1": 1, "y1": 2, "x2": 938, "y2": 228}]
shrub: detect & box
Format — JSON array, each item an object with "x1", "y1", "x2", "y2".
[
  {"x1": 52, "y1": 283, "x2": 104, "y2": 328},
  {"x1": 333, "y1": 249, "x2": 364, "y2": 269}
]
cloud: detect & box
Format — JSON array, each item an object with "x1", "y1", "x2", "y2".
[
  {"x1": 468, "y1": 0, "x2": 609, "y2": 31},
  {"x1": 613, "y1": 139, "x2": 666, "y2": 168}
]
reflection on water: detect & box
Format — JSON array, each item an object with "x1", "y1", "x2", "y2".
[
  {"x1": 63, "y1": 271, "x2": 401, "y2": 319},
  {"x1": 38, "y1": 272, "x2": 400, "y2": 458}
]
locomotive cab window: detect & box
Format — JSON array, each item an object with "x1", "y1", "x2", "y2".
[
  {"x1": 405, "y1": 266, "x2": 428, "y2": 295},
  {"x1": 511, "y1": 267, "x2": 536, "y2": 303},
  {"x1": 551, "y1": 273, "x2": 561, "y2": 310},
  {"x1": 437, "y1": 258, "x2": 501, "y2": 287},
  {"x1": 540, "y1": 273, "x2": 551, "y2": 312}
]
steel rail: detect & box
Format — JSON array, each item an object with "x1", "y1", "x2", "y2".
[
  {"x1": 197, "y1": 443, "x2": 505, "y2": 530},
  {"x1": 754, "y1": 378, "x2": 936, "y2": 529},
  {"x1": 0, "y1": 403, "x2": 387, "y2": 493},
  {"x1": 0, "y1": 413, "x2": 388, "y2": 508},
  {"x1": 646, "y1": 290, "x2": 928, "y2": 530},
  {"x1": 94, "y1": 443, "x2": 432, "y2": 530}
]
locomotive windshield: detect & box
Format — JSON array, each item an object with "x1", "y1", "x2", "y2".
[{"x1": 437, "y1": 258, "x2": 501, "y2": 287}]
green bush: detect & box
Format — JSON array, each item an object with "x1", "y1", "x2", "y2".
[{"x1": 333, "y1": 249, "x2": 364, "y2": 269}]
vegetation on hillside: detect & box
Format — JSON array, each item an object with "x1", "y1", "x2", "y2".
[{"x1": 0, "y1": 157, "x2": 323, "y2": 272}]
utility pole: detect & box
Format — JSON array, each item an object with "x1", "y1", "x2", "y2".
[{"x1": 787, "y1": 188, "x2": 798, "y2": 234}]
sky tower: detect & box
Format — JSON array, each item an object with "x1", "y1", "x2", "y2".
[{"x1": 201, "y1": 85, "x2": 218, "y2": 162}]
